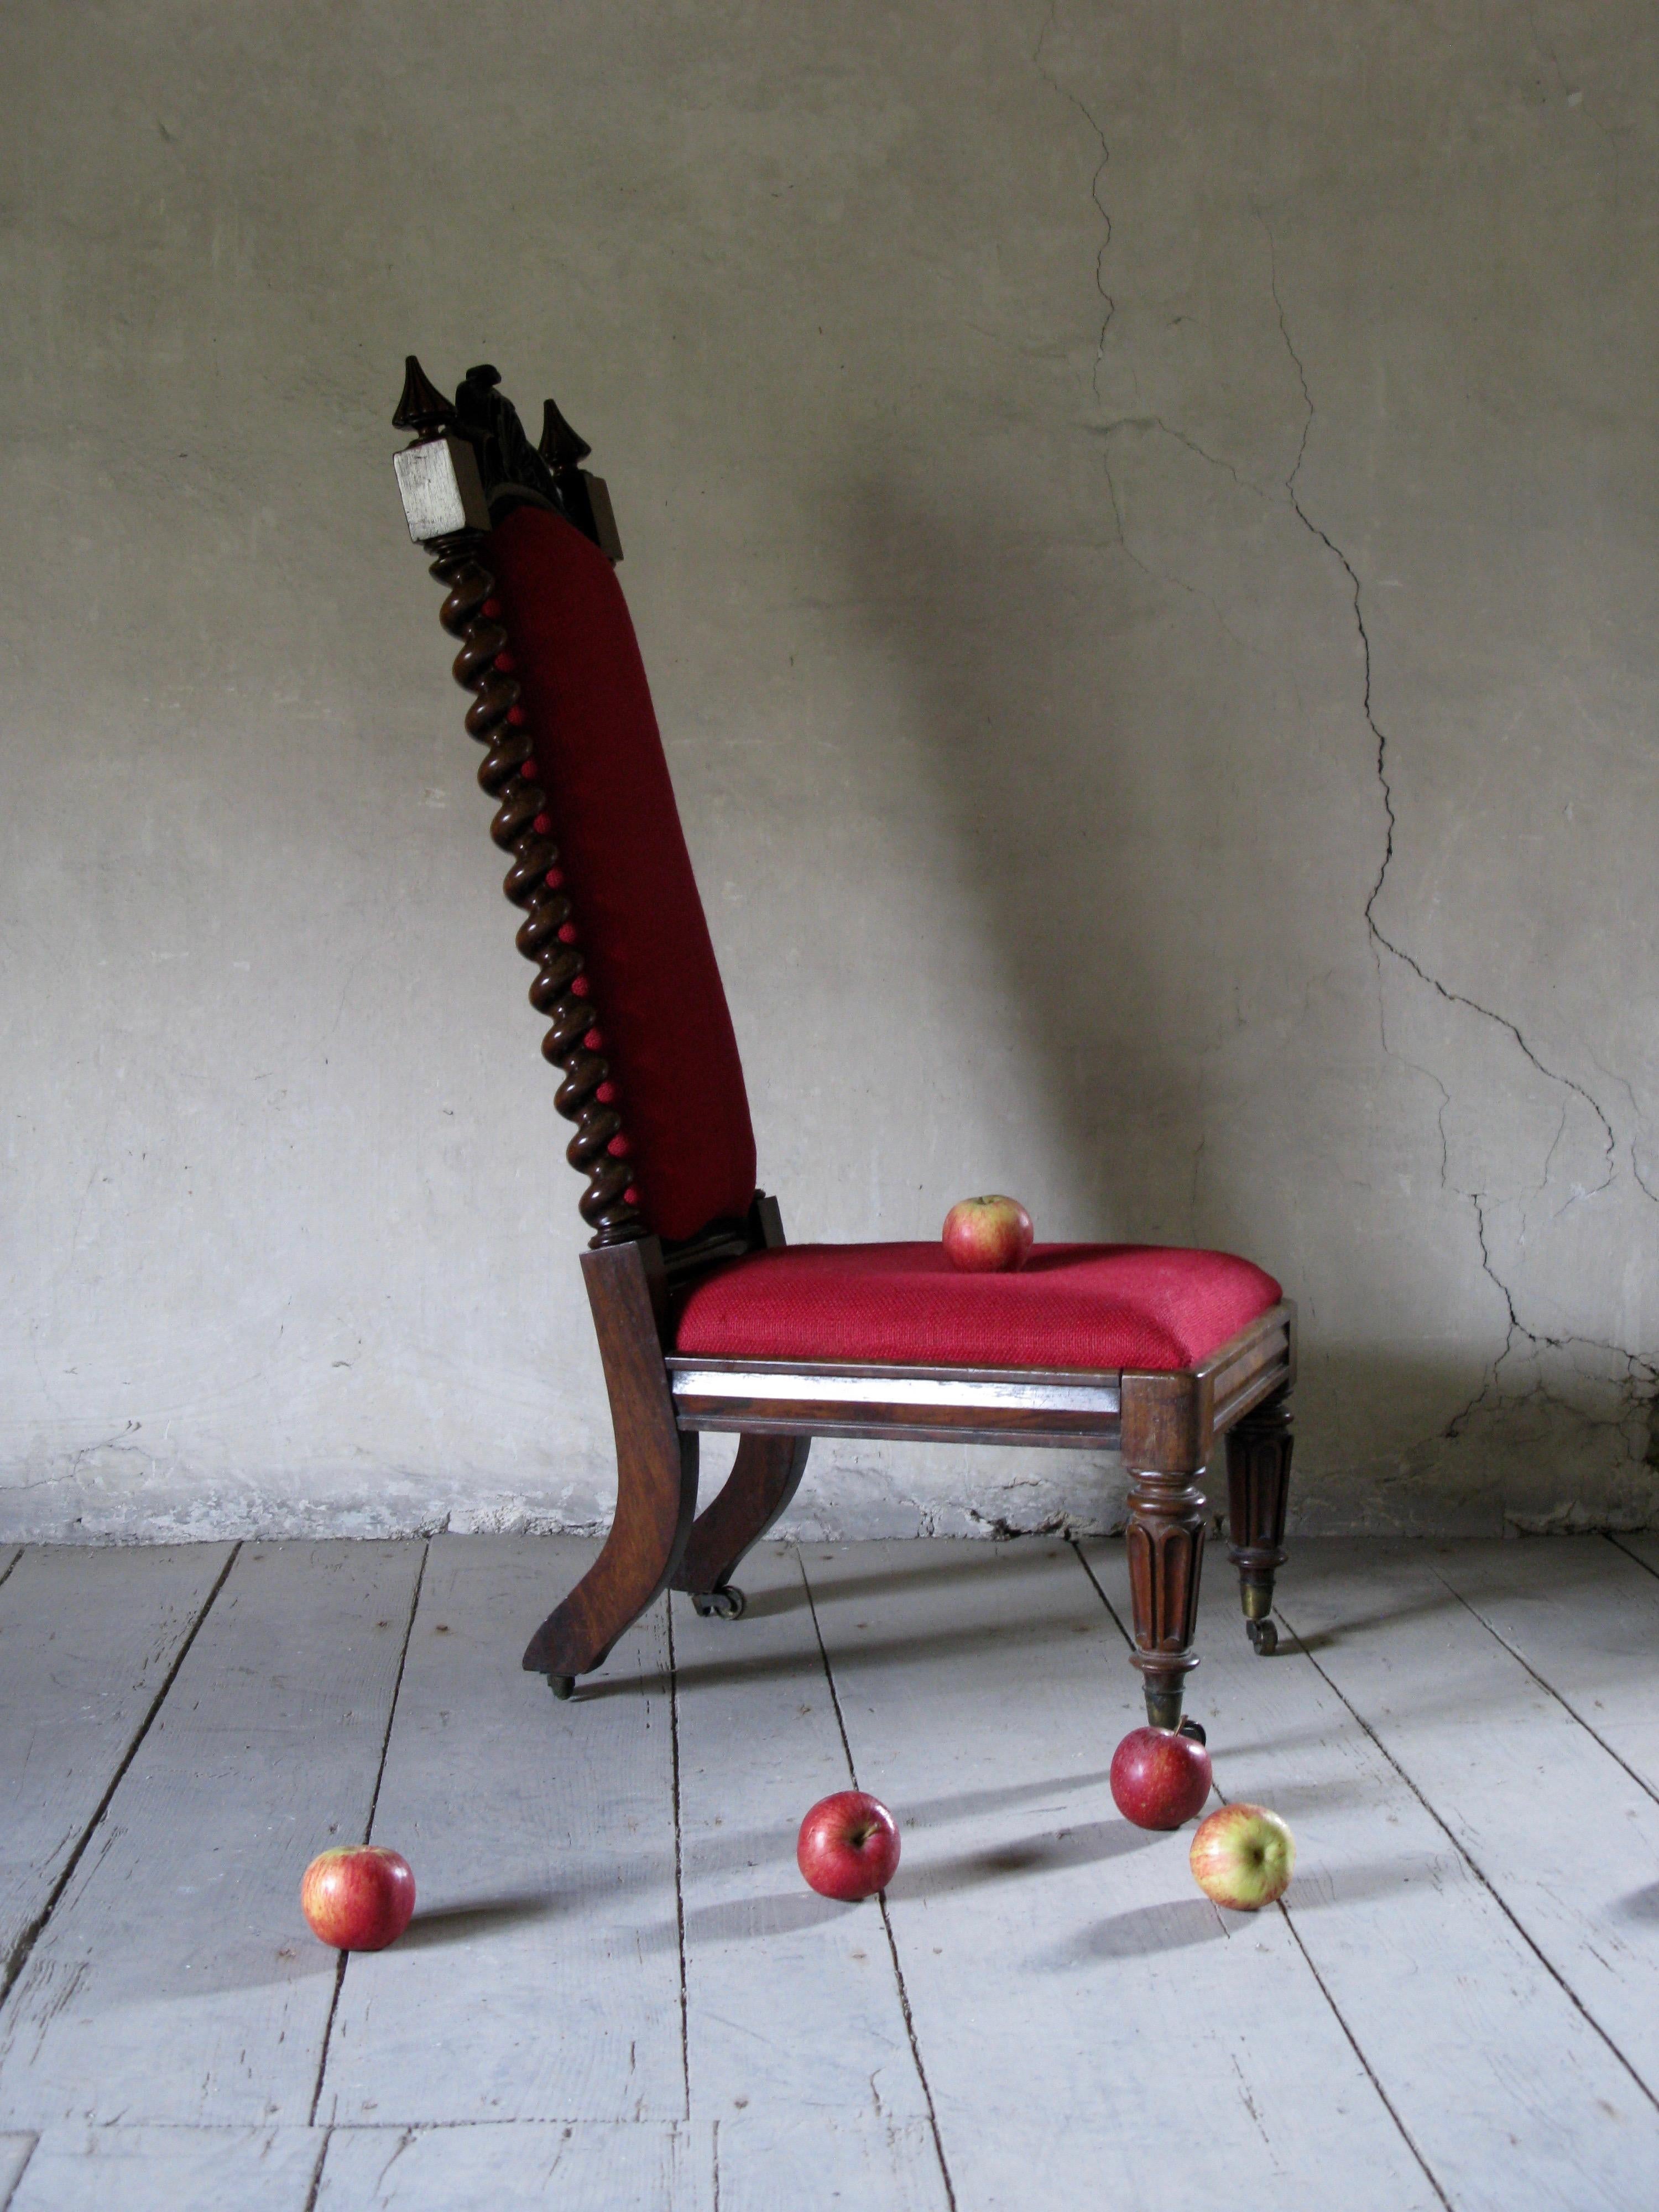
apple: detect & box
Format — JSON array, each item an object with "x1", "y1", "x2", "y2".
[
  {"x1": 1110, "y1": 1725, "x2": 1213, "y2": 1830},
  {"x1": 942, "y1": 1196, "x2": 1034, "y2": 1273},
  {"x1": 300, "y1": 1845, "x2": 416, "y2": 1952},
  {"x1": 1190, "y1": 1803, "x2": 1296, "y2": 1910},
  {"x1": 797, "y1": 1790, "x2": 901, "y2": 1902}
]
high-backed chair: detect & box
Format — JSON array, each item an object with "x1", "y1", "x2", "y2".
[{"x1": 389, "y1": 357, "x2": 1296, "y2": 1730}]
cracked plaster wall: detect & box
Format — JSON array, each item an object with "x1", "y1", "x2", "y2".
[{"x1": 3, "y1": 2, "x2": 1657, "y2": 1543}]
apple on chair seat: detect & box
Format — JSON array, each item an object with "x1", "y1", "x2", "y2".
[{"x1": 942, "y1": 1196, "x2": 1034, "y2": 1273}]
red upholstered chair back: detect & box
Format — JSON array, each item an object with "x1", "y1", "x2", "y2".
[{"x1": 487, "y1": 505, "x2": 756, "y2": 1245}]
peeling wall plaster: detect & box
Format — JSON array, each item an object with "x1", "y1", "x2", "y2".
[{"x1": 2, "y1": 1, "x2": 1656, "y2": 1542}]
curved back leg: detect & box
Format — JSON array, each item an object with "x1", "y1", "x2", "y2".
[{"x1": 672, "y1": 1433, "x2": 812, "y2": 1615}]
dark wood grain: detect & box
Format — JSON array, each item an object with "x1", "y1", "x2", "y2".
[
  {"x1": 520, "y1": 1240, "x2": 699, "y2": 1686},
  {"x1": 671, "y1": 1434, "x2": 813, "y2": 1601},
  {"x1": 1124, "y1": 1465, "x2": 1208, "y2": 1731},
  {"x1": 1225, "y1": 1389, "x2": 1295, "y2": 1652}
]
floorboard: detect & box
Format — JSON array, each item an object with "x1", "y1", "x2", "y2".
[
  {"x1": 315, "y1": 2121, "x2": 709, "y2": 2209},
  {"x1": 5, "y1": 2127, "x2": 322, "y2": 2211},
  {"x1": 1430, "y1": 1535, "x2": 1659, "y2": 1793},
  {"x1": 670, "y1": 1540, "x2": 948, "y2": 2208},
  {"x1": 0, "y1": 1540, "x2": 425, "y2": 2129},
  {"x1": 1224, "y1": 1537, "x2": 1659, "y2": 2199},
  {"x1": 805, "y1": 1538, "x2": 1438, "y2": 2212},
  {"x1": 316, "y1": 1537, "x2": 685, "y2": 2127},
  {"x1": 0, "y1": 1543, "x2": 233, "y2": 1995},
  {"x1": 1089, "y1": 1535, "x2": 1659, "y2": 2209},
  {"x1": 4, "y1": 1533, "x2": 1658, "y2": 2206},
  {"x1": 0, "y1": 2137, "x2": 32, "y2": 2209},
  {"x1": 714, "y1": 2112, "x2": 947, "y2": 2212}
]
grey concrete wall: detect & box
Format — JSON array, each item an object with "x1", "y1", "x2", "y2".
[{"x1": 3, "y1": 2, "x2": 1656, "y2": 1543}]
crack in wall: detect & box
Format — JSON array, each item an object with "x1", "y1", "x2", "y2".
[
  {"x1": 1032, "y1": 3, "x2": 1113, "y2": 400},
  {"x1": 1032, "y1": 20, "x2": 1655, "y2": 1509},
  {"x1": 1256, "y1": 210, "x2": 1653, "y2": 1477}
]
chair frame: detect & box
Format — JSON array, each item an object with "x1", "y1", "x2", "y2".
[{"x1": 390, "y1": 357, "x2": 1297, "y2": 1730}]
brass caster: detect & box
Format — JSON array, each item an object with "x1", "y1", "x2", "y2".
[
  {"x1": 548, "y1": 1673, "x2": 576, "y2": 1700},
  {"x1": 1247, "y1": 1618, "x2": 1279, "y2": 1656},
  {"x1": 691, "y1": 1585, "x2": 747, "y2": 1621},
  {"x1": 1178, "y1": 1718, "x2": 1207, "y2": 1746}
]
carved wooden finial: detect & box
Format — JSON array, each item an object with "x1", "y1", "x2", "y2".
[
  {"x1": 538, "y1": 398, "x2": 592, "y2": 471},
  {"x1": 392, "y1": 354, "x2": 455, "y2": 439}
]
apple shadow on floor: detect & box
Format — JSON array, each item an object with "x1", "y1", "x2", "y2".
[
  {"x1": 670, "y1": 1891, "x2": 851, "y2": 1945},
  {"x1": 401, "y1": 1890, "x2": 561, "y2": 1949},
  {"x1": 1054, "y1": 1896, "x2": 1229, "y2": 1964},
  {"x1": 895, "y1": 1816, "x2": 1159, "y2": 1903}
]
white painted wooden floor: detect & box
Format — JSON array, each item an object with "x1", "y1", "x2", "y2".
[{"x1": 1, "y1": 1533, "x2": 1657, "y2": 2210}]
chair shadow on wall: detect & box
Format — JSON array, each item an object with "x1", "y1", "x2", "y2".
[
  {"x1": 813, "y1": 472, "x2": 1524, "y2": 1533},
  {"x1": 833, "y1": 472, "x2": 1216, "y2": 1250}
]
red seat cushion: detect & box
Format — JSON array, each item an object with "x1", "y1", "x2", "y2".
[
  {"x1": 488, "y1": 505, "x2": 757, "y2": 1243},
  {"x1": 674, "y1": 1243, "x2": 1283, "y2": 1374}
]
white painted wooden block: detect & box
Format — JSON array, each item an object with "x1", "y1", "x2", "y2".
[
  {"x1": 0, "y1": 1541, "x2": 425, "y2": 2128},
  {"x1": 7, "y1": 2126, "x2": 322, "y2": 2211},
  {"x1": 0, "y1": 1543, "x2": 233, "y2": 1979},
  {"x1": 672, "y1": 1543, "x2": 933, "y2": 2133},
  {"x1": 315, "y1": 2120, "x2": 711, "y2": 2210},
  {"x1": 317, "y1": 1538, "x2": 685, "y2": 2126},
  {"x1": 809, "y1": 1540, "x2": 1439, "y2": 2212}
]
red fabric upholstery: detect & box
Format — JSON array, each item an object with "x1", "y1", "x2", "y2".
[
  {"x1": 674, "y1": 1243, "x2": 1282, "y2": 1373},
  {"x1": 488, "y1": 506, "x2": 757, "y2": 1242}
]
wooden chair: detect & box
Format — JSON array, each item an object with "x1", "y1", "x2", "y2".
[{"x1": 389, "y1": 357, "x2": 1296, "y2": 1731}]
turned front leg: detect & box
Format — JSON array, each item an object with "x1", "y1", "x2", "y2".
[
  {"x1": 1225, "y1": 1390, "x2": 1293, "y2": 1654},
  {"x1": 1124, "y1": 1465, "x2": 1207, "y2": 1731}
]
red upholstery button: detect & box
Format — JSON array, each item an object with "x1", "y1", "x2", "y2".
[
  {"x1": 595, "y1": 1081, "x2": 617, "y2": 1103},
  {"x1": 607, "y1": 1135, "x2": 631, "y2": 1158},
  {"x1": 507, "y1": 706, "x2": 526, "y2": 726},
  {"x1": 494, "y1": 651, "x2": 515, "y2": 672},
  {"x1": 482, "y1": 598, "x2": 502, "y2": 618},
  {"x1": 571, "y1": 975, "x2": 591, "y2": 998},
  {"x1": 520, "y1": 757, "x2": 539, "y2": 778},
  {"x1": 624, "y1": 1186, "x2": 641, "y2": 1206},
  {"x1": 583, "y1": 1029, "x2": 604, "y2": 1051},
  {"x1": 557, "y1": 922, "x2": 579, "y2": 944},
  {"x1": 533, "y1": 814, "x2": 554, "y2": 835},
  {"x1": 545, "y1": 868, "x2": 564, "y2": 889}
]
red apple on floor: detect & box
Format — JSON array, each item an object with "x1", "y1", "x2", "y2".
[
  {"x1": 797, "y1": 1791, "x2": 901, "y2": 1902},
  {"x1": 1110, "y1": 1725, "x2": 1213, "y2": 1830},
  {"x1": 1190, "y1": 1803, "x2": 1296, "y2": 1910},
  {"x1": 942, "y1": 1196, "x2": 1034, "y2": 1273},
  {"x1": 301, "y1": 1845, "x2": 416, "y2": 1952}
]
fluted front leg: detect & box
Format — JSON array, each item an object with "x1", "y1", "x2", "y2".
[
  {"x1": 1124, "y1": 1467, "x2": 1207, "y2": 1730},
  {"x1": 1225, "y1": 1390, "x2": 1293, "y2": 1655}
]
